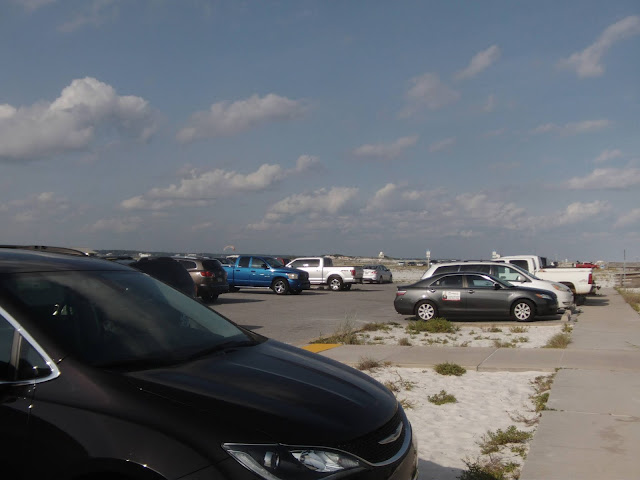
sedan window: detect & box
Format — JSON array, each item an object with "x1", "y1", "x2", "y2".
[
  {"x1": 432, "y1": 275, "x2": 463, "y2": 287},
  {"x1": 466, "y1": 275, "x2": 496, "y2": 288}
]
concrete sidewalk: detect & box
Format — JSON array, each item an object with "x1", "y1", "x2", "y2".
[{"x1": 315, "y1": 288, "x2": 640, "y2": 480}]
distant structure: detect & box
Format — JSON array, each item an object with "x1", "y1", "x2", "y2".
[{"x1": 378, "y1": 251, "x2": 385, "y2": 259}]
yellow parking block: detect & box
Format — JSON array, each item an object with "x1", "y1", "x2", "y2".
[{"x1": 302, "y1": 344, "x2": 342, "y2": 353}]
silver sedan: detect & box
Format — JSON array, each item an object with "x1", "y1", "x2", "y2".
[{"x1": 362, "y1": 265, "x2": 393, "y2": 283}]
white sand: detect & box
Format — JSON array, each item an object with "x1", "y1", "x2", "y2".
[
  {"x1": 357, "y1": 267, "x2": 556, "y2": 478},
  {"x1": 364, "y1": 366, "x2": 548, "y2": 479}
]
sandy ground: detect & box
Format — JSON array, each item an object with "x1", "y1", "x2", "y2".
[
  {"x1": 366, "y1": 366, "x2": 547, "y2": 479},
  {"x1": 355, "y1": 266, "x2": 557, "y2": 479}
]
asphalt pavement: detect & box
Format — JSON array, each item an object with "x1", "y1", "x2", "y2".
[{"x1": 312, "y1": 288, "x2": 640, "y2": 480}]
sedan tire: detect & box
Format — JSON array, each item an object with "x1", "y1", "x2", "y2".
[
  {"x1": 415, "y1": 301, "x2": 437, "y2": 321},
  {"x1": 511, "y1": 299, "x2": 535, "y2": 322}
]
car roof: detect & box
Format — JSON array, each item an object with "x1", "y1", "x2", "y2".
[{"x1": 0, "y1": 248, "x2": 129, "y2": 274}]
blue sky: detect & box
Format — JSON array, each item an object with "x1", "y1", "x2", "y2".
[{"x1": 1, "y1": 1, "x2": 639, "y2": 261}]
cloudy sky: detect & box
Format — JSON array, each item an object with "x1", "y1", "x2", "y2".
[{"x1": 1, "y1": 1, "x2": 639, "y2": 261}]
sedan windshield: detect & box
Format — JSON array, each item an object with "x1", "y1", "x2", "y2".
[{"x1": 0, "y1": 270, "x2": 255, "y2": 369}]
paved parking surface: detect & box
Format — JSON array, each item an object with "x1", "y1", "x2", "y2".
[{"x1": 209, "y1": 283, "x2": 566, "y2": 346}]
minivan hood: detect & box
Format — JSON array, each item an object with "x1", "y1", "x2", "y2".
[{"x1": 126, "y1": 340, "x2": 397, "y2": 445}]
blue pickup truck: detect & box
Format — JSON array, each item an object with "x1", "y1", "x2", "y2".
[{"x1": 222, "y1": 255, "x2": 311, "y2": 295}]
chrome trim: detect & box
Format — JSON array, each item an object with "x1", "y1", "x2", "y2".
[
  {"x1": 378, "y1": 422, "x2": 403, "y2": 444},
  {"x1": 0, "y1": 305, "x2": 61, "y2": 386}
]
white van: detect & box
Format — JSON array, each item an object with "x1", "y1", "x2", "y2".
[{"x1": 421, "y1": 261, "x2": 574, "y2": 311}]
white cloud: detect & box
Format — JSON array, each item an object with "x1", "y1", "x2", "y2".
[
  {"x1": 566, "y1": 167, "x2": 640, "y2": 190},
  {"x1": 122, "y1": 156, "x2": 319, "y2": 210},
  {"x1": 177, "y1": 93, "x2": 307, "y2": 142},
  {"x1": 455, "y1": 45, "x2": 501, "y2": 80},
  {"x1": 615, "y1": 208, "x2": 640, "y2": 228},
  {"x1": 554, "y1": 201, "x2": 611, "y2": 225},
  {"x1": 400, "y1": 73, "x2": 460, "y2": 117},
  {"x1": 57, "y1": 0, "x2": 118, "y2": 33},
  {"x1": 0, "y1": 77, "x2": 158, "y2": 161},
  {"x1": 86, "y1": 216, "x2": 142, "y2": 233},
  {"x1": 429, "y1": 137, "x2": 456, "y2": 153},
  {"x1": 5, "y1": 192, "x2": 69, "y2": 223},
  {"x1": 454, "y1": 193, "x2": 525, "y2": 227},
  {"x1": 352, "y1": 136, "x2": 418, "y2": 160},
  {"x1": 363, "y1": 183, "x2": 434, "y2": 215},
  {"x1": 558, "y1": 16, "x2": 640, "y2": 78},
  {"x1": 531, "y1": 119, "x2": 610, "y2": 135},
  {"x1": 11, "y1": 0, "x2": 54, "y2": 11},
  {"x1": 483, "y1": 94, "x2": 496, "y2": 112},
  {"x1": 268, "y1": 187, "x2": 358, "y2": 218},
  {"x1": 594, "y1": 149, "x2": 623, "y2": 163}
]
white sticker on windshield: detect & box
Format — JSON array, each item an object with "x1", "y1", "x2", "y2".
[{"x1": 442, "y1": 291, "x2": 461, "y2": 301}]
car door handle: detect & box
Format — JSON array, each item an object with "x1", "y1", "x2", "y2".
[
  {"x1": 468, "y1": 289, "x2": 475, "y2": 294},
  {"x1": 428, "y1": 289, "x2": 436, "y2": 293}
]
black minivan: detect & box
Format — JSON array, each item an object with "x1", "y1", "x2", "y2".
[{"x1": 0, "y1": 249, "x2": 417, "y2": 480}]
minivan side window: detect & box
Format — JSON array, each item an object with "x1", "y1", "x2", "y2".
[
  {"x1": 433, "y1": 265, "x2": 459, "y2": 274},
  {"x1": 0, "y1": 315, "x2": 52, "y2": 383}
]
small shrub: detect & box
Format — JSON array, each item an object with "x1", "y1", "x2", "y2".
[
  {"x1": 531, "y1": 374, "x2": 555, "y2": 394},
  {"x1": 483, "y1": 325, "x2": 503, "y2": 333},
  {"x1": 514, "y1": 336, "x2": 529, "y2": 343},
  {"x1": 509, "y1": 325, "x2": 529, "y2": 333},
  {"x1": 356, "y1": 356, "x2": 386, "y2": 371},
  {"x1": 459, "y1": 458, "x2": 511, "y2": 480},
  {"x1": 493, "y1": 339, "x2": 516, "y2": 348},
  {"x1": 361, "y1": 322, "x2": 392, "y2": 332},
  {"x1": 434, "y1": 362, "x2": 467, "y2": 376},
  {"x1": 312, "y1": 318, "x2": 363, "y2": 345},
  {"x1": 478, "y1": 426, "x2": 532, "y2": 455},
  {"x1": 532, "y1": 392, "x2": 550, "y2": 412},
  {"x1": 407, "y1": 317, "x2": 459, "y2": 334},
  {"x1": 398, "y1": 337, "x2": 411, "y2": 346},
  {"x1": 428, "y1": 389, "x2": 457, "y2": 405},
  {"x1": 561, "y1": 323, "x2": 573, "y2": 333},
  {"x1": 543, "y1": 333, "x2": 572, "y2": 348},
  {"x1": 399, "y1": 398, "x2": 415, "y2": 410}
]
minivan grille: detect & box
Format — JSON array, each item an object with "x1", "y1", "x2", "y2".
[{"x1": 336, "y1": 409, "x2": 405, "y2": 464}]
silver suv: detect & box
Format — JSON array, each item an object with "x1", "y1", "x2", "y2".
[{"x1": 421, "y1": 261, "x2": 574, "y2": 310}]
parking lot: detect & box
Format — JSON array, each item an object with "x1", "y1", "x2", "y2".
[{"x1": 210, "y1": 283, "x2": 566, "y2": 346}]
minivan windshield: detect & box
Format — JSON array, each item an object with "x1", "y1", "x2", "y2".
[{"x1": 0, "y1": 270, "x2": 256, "y2": 369}]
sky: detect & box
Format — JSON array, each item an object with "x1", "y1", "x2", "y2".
[{"x1": 1, "y1": 1, "x2": 639, "y2": 262}]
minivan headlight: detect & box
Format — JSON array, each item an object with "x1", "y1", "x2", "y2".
[{"x1": 222, "y1": 443, "x2": 363, "y2": 479}]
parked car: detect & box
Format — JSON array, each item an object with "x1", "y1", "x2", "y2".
[
  {"x1": 491, "y1": 253, "x2": 597, "y2": 301},
  {"x1": 286, "y1": 257, "x2": 363, "y2": 291},
  {"x1": 173, "y1": 256, "x2": 229, "y2": 302},
  {"x1": 0, "y1": 248, "x2": 417, "y2": 480},
  {"x1": 129, "y1": 256, "x2": 197, "y2": 298},
  {"x1": 222, "y1": 255, "x2": 311, "y2": 294},
  {"x1": 421, "y1": 261, "x2": 574, "y2": 311},
  {"x1": 362, "y1": 264, "x2": 393, "y2": 283},
  {"x1": 394, "y1": 271, "x2": 558, "y2": 321}
]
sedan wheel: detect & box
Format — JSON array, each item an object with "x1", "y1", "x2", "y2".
[
  {"x1": 416, "y1": 301, "x2": 437, "y2": 321},
  {"x1": 512, "y1": 299, "x2": 535, "y2": 321}
]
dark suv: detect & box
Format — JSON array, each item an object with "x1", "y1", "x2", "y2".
[
  {"x1": 0, "y1": 248, "x2": 417, "y2": 480},
  {"x1": 173, "y1": 256, "x2": 229, "y2": 302},
  {"x1": 130, "y1": 256, "x2": 197, "y2": 298}
]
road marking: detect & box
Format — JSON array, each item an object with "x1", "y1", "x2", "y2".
[{"x1": 302, "y1": 344, "x2": 341, "y2": 353}]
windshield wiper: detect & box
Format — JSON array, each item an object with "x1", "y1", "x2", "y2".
[{"x1": 186, "y1": 339, "x2": 258, "y2": 361}]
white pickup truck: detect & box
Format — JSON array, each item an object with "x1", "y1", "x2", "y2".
[
  {"x1": 286, "y1": 257, "x2": 363, "y2": 291},
  {"x1": 491, "y1": 253, "x2": 596, "y2": 302}
]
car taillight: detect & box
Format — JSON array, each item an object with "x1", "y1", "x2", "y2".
[
  {"x1": 396, "y1": 290, "x2": 406, "y2": 296},
  {"x1": 200, "y1": 271, "x2": 214, "y2": 277},
  {"x1": 588, "y1": 273, "x2": 593, "y2": 284},
  {"x1": 350, "y1": 269, "x2": 356, "y2": 275}
]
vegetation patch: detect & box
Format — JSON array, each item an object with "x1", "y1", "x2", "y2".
[
  {"x1": 356, "y1": 356, "x2": 389, "y2": 371},
  {"x1": 434, "y1": 362, "x2": 467, "y2": 376},
  {"x1": 459, "y1": 457, "x2": 518, "y2": 480},
  {"x1": 483, "y1": 325, "x2": 503, "y2": 333},
  {"x1": 509, "y1": 325, "x2": 529, "y2": 334},
  {"x1": 398, "y1": 337, "x2": 411, "y2": 346},
  {"x1": 312, "y1": 318, "x2": 363, "y2": 345},
  {"x1": 360, "y1": 322, "x2": 393, "y2": 332},
  {"x1": 543, "y1": 333, "x2": 572, "y2": 349},
  {"x1": 407, "y1": 317, "x2": 459, "y2": 334},
  {"x1": 616, "y1": 288, "x2": 640, "y2": 313},
  {"x1": 427, "y1": 389, "x2": 457, "y2": 405},
  {"x1": 478, "y1": 426, "x2": 532, "y2": 455}
]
